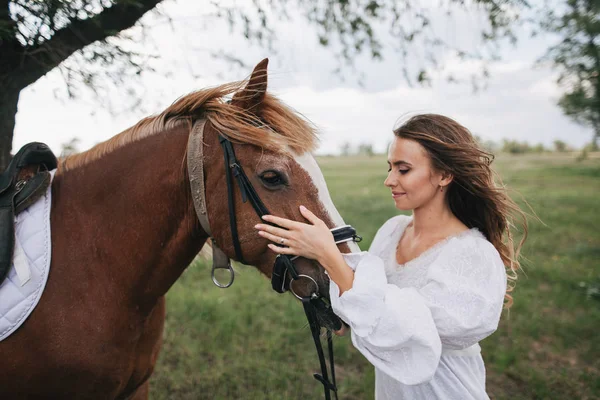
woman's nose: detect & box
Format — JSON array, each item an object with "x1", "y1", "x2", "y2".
[{"x1": 384, "y1": 172, "x2": 395, "y2": 187}]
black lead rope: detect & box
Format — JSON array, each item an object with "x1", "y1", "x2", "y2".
[
  {"x1": 277, "y1": 256, "x2": 339, "y2": 399},
  {"x1": 218, "y1": 134, "x2": 344, "y2": 400},
  {"x1": 302, "y1": 297, "x2": 339, "y2": 400},
  {"x1": 327, "y1": 329, "x2": 337, "y2": 399}
]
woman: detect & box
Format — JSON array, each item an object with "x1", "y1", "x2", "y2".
[{"x1": 255, "y1": 114, "x2": 527, "y2": 399}]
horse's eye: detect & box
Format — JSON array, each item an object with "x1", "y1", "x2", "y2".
[{"x1": 259, "y1": 170, "x2": 287, "y2": 188}]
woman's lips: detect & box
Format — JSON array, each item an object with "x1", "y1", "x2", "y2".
[{"x1": 392, "y1": 192, "x2": 406, "y2": 198}]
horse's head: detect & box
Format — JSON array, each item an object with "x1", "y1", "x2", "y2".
[{"x1": 197, "y1": 59, "x2": 360, "y2": 330}]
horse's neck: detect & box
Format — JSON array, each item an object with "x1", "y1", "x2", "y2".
[{"x1": 53, "y1": 124, "x2": 207, "y2": 308}]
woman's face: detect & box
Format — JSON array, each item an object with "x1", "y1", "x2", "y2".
[{"x1": 384, "y1": 137, "x2": 445, "y2": 210}]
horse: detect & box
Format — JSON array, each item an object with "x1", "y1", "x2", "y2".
[{"x1": 0, "y1": 59, "x2": 360, "y2": 399}]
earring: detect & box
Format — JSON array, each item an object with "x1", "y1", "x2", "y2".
[{"x1": 439, "y1": 185, "x2": 444, "y2": 192}]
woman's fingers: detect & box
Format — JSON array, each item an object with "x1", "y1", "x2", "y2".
[
  {"x1": 261, "y1": 214, "x2": 301, "y2": 229},
  {"x1": 254, "y1": 224, "x2": 290, "y2": 239},
  {"x1": 267, "y1": 244, "x2": 295, "y2": 255},
  {"x1": 262, "y1": 207, "x2": 324, "y2": 229},
  {"x1": 299, "y1": 205, "x2": 323, "y2": 225},
  {"x1": 257, "y1": 230, "x2": 292, "y2": 246}
]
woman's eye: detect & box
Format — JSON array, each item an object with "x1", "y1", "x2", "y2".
[
  {"x1": 260, "y1": 171, "x2": 286, "y2": 187},
  {"x1": 399, "y1": 169, "x2": 410, "y2": 174}
]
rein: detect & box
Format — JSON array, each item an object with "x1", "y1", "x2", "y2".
[{"x1": 187, "y1": 120, "x2": 361, "y2": 400}]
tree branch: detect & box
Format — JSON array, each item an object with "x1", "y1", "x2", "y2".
[
  {"x1": 0, "y1": 0, "x2": 13, "y2": 44},
  {"x1": 15, "y1": 0, "x2": 163, "y2": 88},
  {"x1": 0, "y1": 0, "x2": 8, "y2": 17},
  {"x1": 0, "y1": 0, "x2": 22, "y2": 90}
]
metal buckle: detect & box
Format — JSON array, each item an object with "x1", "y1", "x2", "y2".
[{"x1": 14, "y1": 180, "x2": 26, "y2": 192}]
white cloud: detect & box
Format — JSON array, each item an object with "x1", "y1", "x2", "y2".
[{"x1": 12, "y1": 0, "x2": 594, "y2": 158}]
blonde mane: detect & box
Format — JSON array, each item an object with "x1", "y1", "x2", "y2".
[{"x1": 61, "y1": 80, "x2": 319, "y2": 171}]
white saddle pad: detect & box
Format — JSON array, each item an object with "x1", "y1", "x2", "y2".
[{"x1": 0, "y1": 170, "x2": 54, "y2": 342}]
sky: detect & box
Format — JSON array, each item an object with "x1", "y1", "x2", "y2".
[{"x1": 13, "y1": 0, "x2": 594, "y2": 156}]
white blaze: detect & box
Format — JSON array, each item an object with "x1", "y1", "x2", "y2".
[{"x1": 294, "y1": 153, "x2": 361, "y2": 253}]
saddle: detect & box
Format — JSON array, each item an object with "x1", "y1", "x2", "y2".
[{"x1": 0, "y1": 142, "x2": 57, "y2": 285}]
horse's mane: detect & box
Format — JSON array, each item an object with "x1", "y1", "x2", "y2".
[{"x1": 61, "y1": 80, "x2": 319, "y2": 171}]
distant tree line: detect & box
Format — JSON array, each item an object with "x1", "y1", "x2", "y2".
[
  {"x1": 337, "y1": 137, "x2": 598, "y2": 156},
  {"x1": 483, "y1": 138, "x2": 597, "y2": 154},
  {"x1": 339, "y1": 142, "x2": 378, "y2": 157}
]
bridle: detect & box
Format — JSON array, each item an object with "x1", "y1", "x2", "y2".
[{"x1": 187, "y1": 120, "x2": 362, "y2": 400}]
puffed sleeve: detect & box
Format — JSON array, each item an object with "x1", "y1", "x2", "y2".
[
  {"x1": 419, "y1": 237, "x2": 507, "y2": 350},
  {"x1": 329, "y1": 234, "x2": 506, "y2": 385}
]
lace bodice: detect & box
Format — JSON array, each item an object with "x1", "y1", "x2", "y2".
[{"x1": 376, "y1": 216, "x2": 487, "y2": 290}]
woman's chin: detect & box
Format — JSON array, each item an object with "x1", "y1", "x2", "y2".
[{"x1": 394, "y1": 201, "x2": 411, "y2": 211}]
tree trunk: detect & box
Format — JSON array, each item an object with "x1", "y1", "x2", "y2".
[
  {"x1": 0, "y1": 87, "x2": 18, "y2": 171},
  {"x1": 0, "y1": 0, "x2": 165, "y2": 171}
]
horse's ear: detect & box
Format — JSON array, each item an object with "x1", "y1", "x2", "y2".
[{"x1": 231, "y1": 58, "x2": 269, "y2": 112}]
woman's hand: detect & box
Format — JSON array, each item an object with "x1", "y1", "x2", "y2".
[
  {"x1": 254, "y1": 205, "x2": 338, "y2": 265},
  {"x1": 255, "y1": 205, "x2": 355, "y2": 295}
]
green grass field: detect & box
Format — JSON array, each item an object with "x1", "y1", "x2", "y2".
[{"x1": 150, "y1": 153, "x2": 600, "y2": 399}]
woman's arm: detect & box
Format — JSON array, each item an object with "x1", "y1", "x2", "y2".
[
  {"x1": 256, "y1": 209, "x2": 506, "y2": 385},
  {"x1": 255, "y1": 208, "x2": 443, "y2": 384}
]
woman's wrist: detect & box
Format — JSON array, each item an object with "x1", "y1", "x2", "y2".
[
  {"x1": 319, "y1": 248, "x2": 355, "y2": 295},
  {"x1": 317, "y1": 245, "x2": 344, "y2": 272}
]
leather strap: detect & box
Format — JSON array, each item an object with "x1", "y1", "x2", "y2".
[
  {"x1": 187, "y1": 120, "x2": 235, "y2": 288},
  {"x1": 218, "y1": 135, "x2": 272, "y2": 264},
  {"x1": 303, "y1": 296, "x2": 339, "y2": 400},
  {"x1": 187, "y1": 120, "x2": 211, "y2": 236}
]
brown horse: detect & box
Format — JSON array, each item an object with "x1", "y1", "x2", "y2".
[{"x1": 0, "y1": 59, "x2": 359, "y2": 399}]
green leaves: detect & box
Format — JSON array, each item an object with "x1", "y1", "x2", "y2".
[{"x1": 538, "y1": 0, "x2": 600, "y2": 142}]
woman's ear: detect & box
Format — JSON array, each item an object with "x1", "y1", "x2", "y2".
[{"x1": 440, "y1": 171, "x2": 454, "y2": 187}]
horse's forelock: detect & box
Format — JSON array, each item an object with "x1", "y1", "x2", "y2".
[{"x1": 207, "y1": 93, "x2": 319, "y2": 154}]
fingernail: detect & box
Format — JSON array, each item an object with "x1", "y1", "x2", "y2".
[
  {"x1": 254, "y1": 224, "x2": 260, "y2": 229},
  {"x1": 300, "y1": 205, "x2": 306, "y2": 211},
  {"x1": 262, "y1": 215, "x2": 270, "y2": 220}
]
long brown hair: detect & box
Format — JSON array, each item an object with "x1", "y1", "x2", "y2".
[{"x1": 394, "y1": 114, "x2": 527, "y2": 308}]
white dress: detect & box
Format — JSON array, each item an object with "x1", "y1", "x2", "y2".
[{"x1": 329, "y1": 215, "x2": 507, "y2": 400}]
